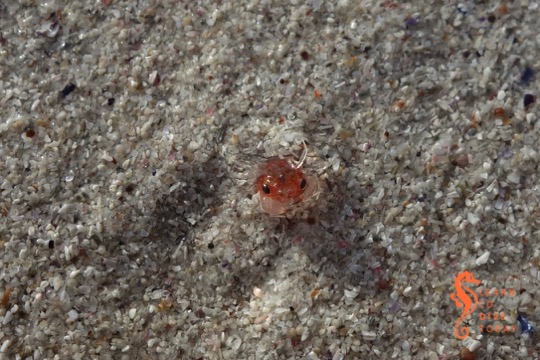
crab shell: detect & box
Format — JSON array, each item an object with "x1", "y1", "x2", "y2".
[{"x1": 255, "y1": 156, "x2": 318, "y2": 216}]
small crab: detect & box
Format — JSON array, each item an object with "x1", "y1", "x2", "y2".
[{"x1": 255, "y1": 145, "x2": 319, "y2": 216}]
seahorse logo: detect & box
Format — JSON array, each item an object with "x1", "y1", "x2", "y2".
[{"x1": 449, "y1": 271, "x2": 481, "y2": 340}]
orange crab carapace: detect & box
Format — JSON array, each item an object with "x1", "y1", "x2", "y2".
[{"x1": 255, "y1": 147, "x2": 318, "y2": 215}]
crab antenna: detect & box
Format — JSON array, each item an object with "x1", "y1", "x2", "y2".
[{"x1": 294, "y1": 141, "x2": 308, "y2": 169}]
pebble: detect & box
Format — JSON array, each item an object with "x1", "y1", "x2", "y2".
[
  {"x1": 475, "y1": 251, "x2": 490, "y2": 266},
  {"x1": 361, "y1": 330, "x2": 377, "y2": 341},
  {"x1": 0, "y1": 339, "x2": 11, "y2": 353},
  {"x1": 524, "y1": 94, "x2": 535, "y2": 108},
  {"x1": 459, "y1": 347, "x2": 476, "y2": 360},
  {"x1": 2, "y1": 311, "x2": 13, "y2": 325},
  {"x1": 463, "y1": 336, "x2": 481, "y2": 352}
]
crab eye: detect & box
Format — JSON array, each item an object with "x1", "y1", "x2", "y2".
[
  {"x1": 262, "y1": 183, "x2": 271, "y2": 194},
  {"x1": 300, "y1": 178, "x2": 307, "y2": 189}
]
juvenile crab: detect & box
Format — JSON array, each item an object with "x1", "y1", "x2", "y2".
[{"x1": 255, "y1": 145, "x2": 319, "y2": 216}]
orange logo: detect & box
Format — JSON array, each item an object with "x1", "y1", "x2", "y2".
[
  {"x1": 449, "y1": 271, "x2": 481, "y2": 340},
  {"x1": 449, "y1": 271, "x2": 517, "y2": 339}
]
